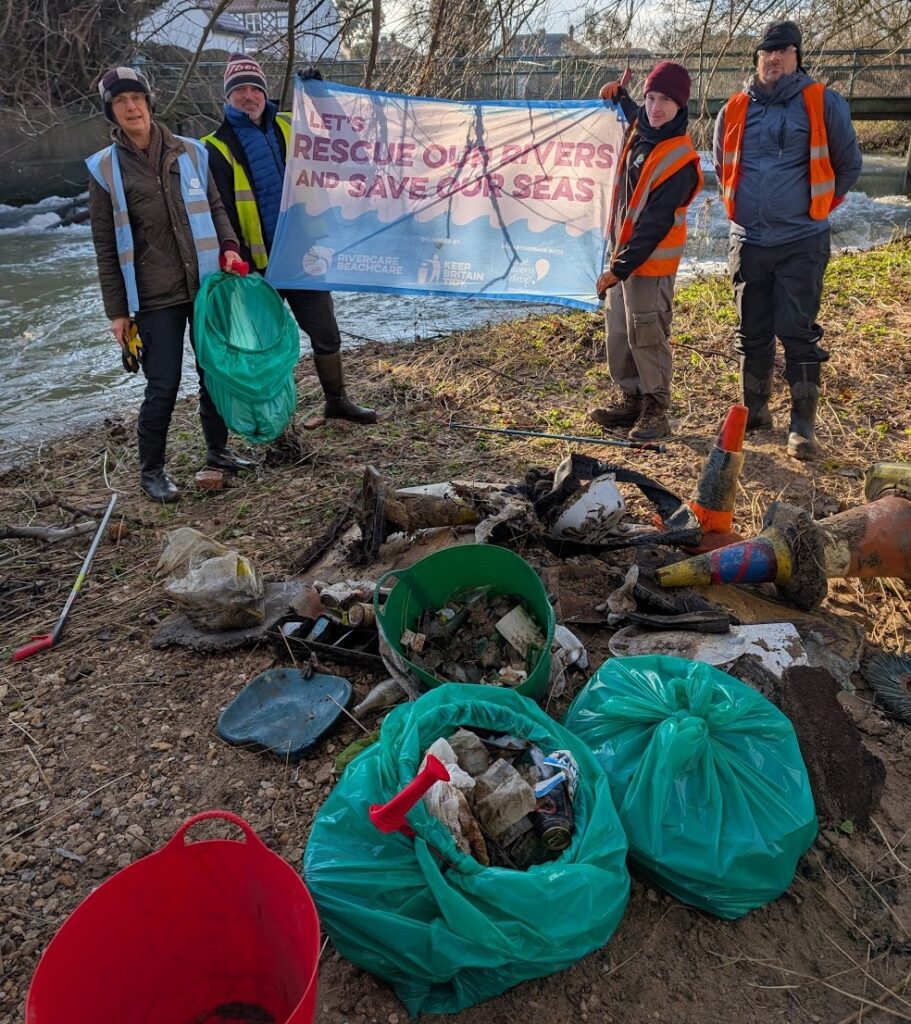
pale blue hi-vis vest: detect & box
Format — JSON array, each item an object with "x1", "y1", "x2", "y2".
[{"x1": 86, "y1": 138, "x2": 220, "y2": 313}]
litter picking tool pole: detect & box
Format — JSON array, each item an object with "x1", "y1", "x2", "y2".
[
  {"x1": 449, "y1": 421, "x2": 667, "y2": 454},
  {"x1": 369, "y1": 755, "x2": 450, "y2": 837},
  {"x1": 11, "y1": 493, "x2": 118, "y2": 663}
]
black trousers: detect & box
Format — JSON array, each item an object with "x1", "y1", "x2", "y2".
[
  {"x1": 279, "y1": 288, "x2": 342, "y2": 356},
  {"x1": 133, "y1": 303, "x2": 227, "y2": 464},
  {"x1": 729, "y1": 230, "x2": 831, "y2": 367}
]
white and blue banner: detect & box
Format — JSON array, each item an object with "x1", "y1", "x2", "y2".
[{"x1": 266, "y1": 78, "x2": 627, "y2": 310}]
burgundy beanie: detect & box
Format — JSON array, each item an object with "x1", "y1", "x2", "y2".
[
  {"x1": 224, "y1": 52, "x2": 268, "y2": 99},
  {"x1": 643, "y1": 61, "x2": 691, "y2": 109}
]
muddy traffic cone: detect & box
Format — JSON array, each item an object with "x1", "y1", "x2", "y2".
[
  {"x1": 662, "y1": 404, "x2": 748, "y2": 551},
  {"x1": 657, "y1": 493, "x2": 911, "y2": 610}
]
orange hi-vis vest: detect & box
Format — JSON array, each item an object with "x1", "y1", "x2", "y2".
[
  {"x1": 718, "y1": 82, "x2": 836, "y2": 221},
  {"x1": 609, "y1": 128, "x2": 703, "y2": 277}
]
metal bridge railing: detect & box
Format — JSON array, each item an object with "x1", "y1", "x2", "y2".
[{"x1": 145, "y1": 49, "x2": 911, "y2": 117}]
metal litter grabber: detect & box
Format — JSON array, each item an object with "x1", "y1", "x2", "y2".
[{"x1": 12, "y1": 493, "x2": 118, "y2": 662}]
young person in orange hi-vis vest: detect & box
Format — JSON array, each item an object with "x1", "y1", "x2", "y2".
[
  {"x1": 714, "y1": 21, "x2": 862, "y2": 460},
  {"x1": 590, "y1": 62, "x2": 703, "y2": 442}
]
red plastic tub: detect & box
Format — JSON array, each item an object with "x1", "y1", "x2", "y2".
[{"x1": 25, "y1": 810, "x2": 320, "y2": 1024}]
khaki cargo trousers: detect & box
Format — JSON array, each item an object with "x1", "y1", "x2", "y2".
[{"x1": 604, "y1": 273, "x2": 674, "y2": 406}]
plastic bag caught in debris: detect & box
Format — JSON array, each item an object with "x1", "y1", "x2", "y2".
[
  {"x1": 164, "y1": 551, "x2": 265, "y2": 631},
  {"x1": 155, "y1": 527, "x2": 229, "y2": 578}
]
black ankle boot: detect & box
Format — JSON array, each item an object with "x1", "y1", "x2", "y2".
[
  {"x1": 313, "y1": 352, "x2": 377, "y2": 424},
  {"x1": 785, "y1": 362, "x2": 821, "y2": 460},
  {"x1": 138, "y1": 433, "x2": 179, "y2": 503},
  {"x1": 206, "y1": 448, "x2": 255, "y2": 473},
  {"x1": 140, "y1": 467, "x2": 180, "y2": 503},
  {"x1": 740, "y1": 356, "x2": 774, "y2": 431}
]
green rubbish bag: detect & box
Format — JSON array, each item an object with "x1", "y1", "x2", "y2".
[
  {"x1": 562, "y1": 655, "x2": 817, "y2": 920},
  {"x1": 303, "y1": 683, "x2": 630, "y2": 1016},
  {"x1": 193, "y1": 271, "x2": 299, "y2": 443}
]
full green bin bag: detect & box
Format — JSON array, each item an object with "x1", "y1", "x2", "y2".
[
  {"x1": 193, "y1": 271, "x2": 299, "y2": 443},
  {"x1": 562, "y1": 655, "x2": 817, "y2": 920},
  {"x1": 304, "y1": 683, "x2": 630, "y2": 1015}
]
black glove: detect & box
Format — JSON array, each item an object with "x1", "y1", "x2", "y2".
[{"x1": 299, "y1": 66, "x2": 324, "y2": 81}]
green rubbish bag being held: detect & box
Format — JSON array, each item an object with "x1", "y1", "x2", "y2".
[
  {"x1": 563, "y1": 655, "x2": 818, "y2": 919},
  {"x1": 193, "y1": 271, "x2": 299, "y2": 444},
  {"x1": 303, "y1": 683, "x2": 630, "y2": 1015}
]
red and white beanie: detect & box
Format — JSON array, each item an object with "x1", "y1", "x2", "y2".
[{"x1": 224, "y1": 53, "x2": 268, "y2": 99}]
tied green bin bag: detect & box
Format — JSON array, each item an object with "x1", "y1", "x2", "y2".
[
  {"x1": 562, "y1": 656, "x2": 817, "y2": 920},
  {"x1": 304, "y1": 684, "x2": 630, "y2": 1015},
  {"x1": 194, "y1": 271, "x2": 299, "y2": 444}
]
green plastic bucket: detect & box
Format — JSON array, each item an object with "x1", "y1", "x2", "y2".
[{"x1": 373, "y1": 544, "x2": 555, "y2": 701}]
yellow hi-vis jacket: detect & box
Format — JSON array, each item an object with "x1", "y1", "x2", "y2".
[{"x1": 202, "y1": 114, "x2": 292, "y2": 270}]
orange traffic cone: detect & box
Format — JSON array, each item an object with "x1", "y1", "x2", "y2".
[
  {"x1": 662, "y1": 404, "x2": 748, "y2": 551},
  {"x1": 657, "y1": 494, "x2": 911, "y2": 610}
]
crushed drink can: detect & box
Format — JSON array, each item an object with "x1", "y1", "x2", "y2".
[{"x1": 530, "y1": 782, "x2": 574, "y2": 851}]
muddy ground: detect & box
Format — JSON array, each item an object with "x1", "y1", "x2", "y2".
[{"x1": 2, "y1": 243, "x2": 911, "y2": 1023}]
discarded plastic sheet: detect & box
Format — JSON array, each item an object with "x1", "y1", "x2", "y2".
[
  {"x1": 218, "y1": 668, "x2": 352, "y2": 759},
  {"x1": 151, "y1": 581, "x2": 309, "y2": 652},
  {"x1": 609, "y1": 623, "x2": 806, "y2": 678},
  {"x1": 495, "y1": 604, "x2": 545, "y2": 658}
]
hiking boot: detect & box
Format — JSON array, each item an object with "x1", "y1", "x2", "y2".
[
  {"x1": 589, "y1": 392, "x2": 641, "y2": 429},
  {"x1": 207, "y1": 447, "x2": 255, "y2": 473},
  {"x1": 313, "y1": 352, "x2": 377, "y2": 424},
  {"x1": 628, "y1": 395, "x2": 671, "y2": 441},
  {"x1": 140, "y1": 467, "x2": 180, "y2": 503},
  {"x1": 785, "y1": 362, "x2": 821, "y2": 461},
  {"x1": 740, "y1": 356, "x2": 774, "y2": 431}
]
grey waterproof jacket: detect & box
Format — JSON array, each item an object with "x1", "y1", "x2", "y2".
[{"x1": 713, "y1": 71, "x2": 862, "y2": 247}]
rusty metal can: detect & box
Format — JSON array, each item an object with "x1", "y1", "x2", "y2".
[
  {"x1": 347, "y1": 601, "x2": 376, "y2": 628},
  {"x1": 530, "y1": 783, "x2": 574, "y2": 851}
]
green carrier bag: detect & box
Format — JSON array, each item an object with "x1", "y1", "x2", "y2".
[
  {"x1": 304, "y1": 683, "x2": 630, "y2": 1015},
  {"x1": 563, "y1": 655, "x2": 817, "y2": 919},
  {"x1": 193, "y1": 271, "x2": 299, "y2": 443}
]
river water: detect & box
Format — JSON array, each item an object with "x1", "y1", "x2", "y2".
[{"x1": 1, "y1": 154, "x2": 909, "y2": 465}]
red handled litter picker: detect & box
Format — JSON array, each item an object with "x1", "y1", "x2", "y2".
[{"x1": 11, "y1": 493, "x2": 118, "y2": 662}]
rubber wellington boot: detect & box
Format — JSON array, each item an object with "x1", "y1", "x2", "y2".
[
  {"x1": 589, "y1": 391, "x2": 641, "y2": 429},
  {"x1": 785, "y1": 362, "x2": 821, "y2": 461},
  {"x1": 313, "y1": 352, "x2": 377, "y2": 424},
  {"x1": 138, "y1": 435, "x2": 179, "y2": 503},
  {"x1": 740, "y1": 355, "x2": 774, "y2": 431}
]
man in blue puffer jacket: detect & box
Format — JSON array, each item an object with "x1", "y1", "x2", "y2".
[
  {"x1": 204, "y1": 54, "x2": 376, "y2": 424},
  {"x1": 714, "y1": 21, "x2": 862, "y2": 460}
]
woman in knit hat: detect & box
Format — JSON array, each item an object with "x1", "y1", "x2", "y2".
[
  {"x1": 589, "y1": 61, "x2": 703, "y2": 441},
  {"x1": 86, "y1": 67, "x2": 251, "y2": 503}
]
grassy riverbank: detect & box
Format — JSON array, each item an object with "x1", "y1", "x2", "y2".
[{"x1": 0, "y1": 238, "x2": 909, "y2": 1023}]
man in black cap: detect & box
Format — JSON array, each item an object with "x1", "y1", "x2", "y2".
[
  {"x1": 714, "y1": 21, "x2": 862, "y2": 460},
  {"x1": 203, "y1": 55, "x2": 376, "y2": 425}
]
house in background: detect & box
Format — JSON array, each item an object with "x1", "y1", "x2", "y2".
[
  {"x1": 506, "y1": 26, "x2": 594, "y2": 59},
  {"x1": 137, "y1": 0, "x2": 342, "y2": 61}
]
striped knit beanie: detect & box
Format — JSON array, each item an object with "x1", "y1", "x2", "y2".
[
  {"x1": 224, "y1": 53, "x2": 268, "y2": 99},
  {"x1": 98, "y1": 67, "x2": 153, "y2": 122}
]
